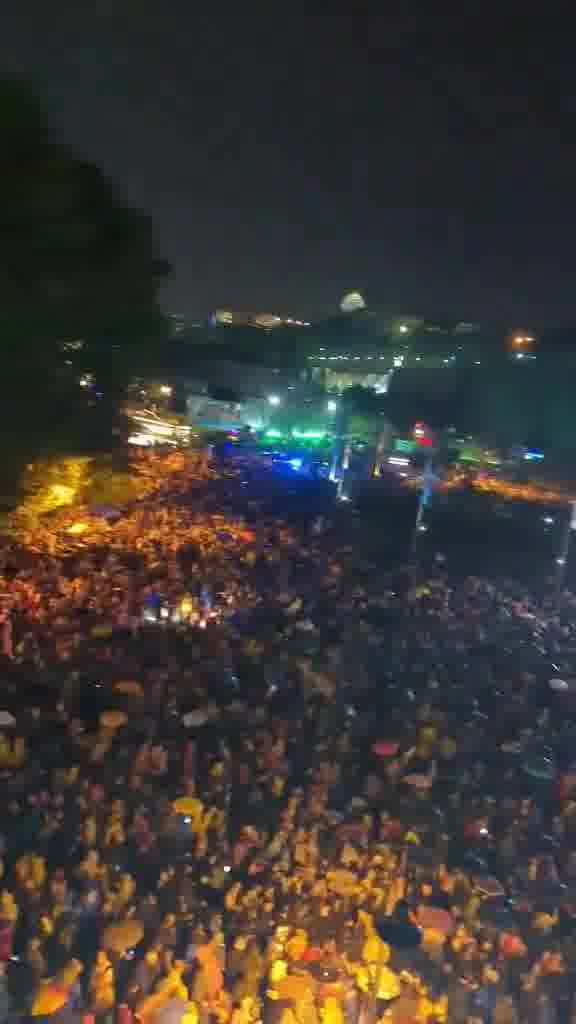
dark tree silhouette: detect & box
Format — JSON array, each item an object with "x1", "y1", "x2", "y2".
[
  {"x1": 0, "y1": 78, "x2": 169, "y2": 358},
  {"x1": 0, "y1": 80, "x2": 171, "y2": 509}
]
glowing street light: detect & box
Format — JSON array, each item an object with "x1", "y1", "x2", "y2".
[
  {"x1": 268, "y1": 394, "x2": 281, "y2": 406},
  {"x1": 510, "y1": 331, "x2": 535, "y2": 351}
]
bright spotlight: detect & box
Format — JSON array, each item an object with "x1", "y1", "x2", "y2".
[
  {"x1": 327, "y1": 400, "x2": 338, "y2": 413},
  {"x1": 268, "y1": 395, "x2": 281, "y2": 406}
]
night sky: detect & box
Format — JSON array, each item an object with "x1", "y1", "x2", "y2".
[{"x1": 2, "y1": 10, "x2": 575, "y2": 326}]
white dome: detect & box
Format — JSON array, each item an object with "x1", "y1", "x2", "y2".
[{"x1": 340, "y1": 290, "x2": 366, "y2": 313}]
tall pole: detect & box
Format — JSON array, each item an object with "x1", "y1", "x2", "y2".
[
  {"x1": 410, "y1": 454, "x2": 434, "y2": 560},
  {"x1": 329, "y1": 399, "x2": 348, "y2": 485},
  {"x1": 555, "y1": 501, "x2": 576, "y2": 606},
  {"x1": 372, "y1": 421, "x2": 392, "y2": 478},
  {"x1": 336, "y1": 445, "x2": 351, "y2": 500}
]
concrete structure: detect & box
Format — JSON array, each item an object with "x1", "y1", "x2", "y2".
[{"x1": 186, "y1": 394, "x2": 271, "y2": 432}]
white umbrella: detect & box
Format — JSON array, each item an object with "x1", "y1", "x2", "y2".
[
  {"x1": 0, "y1": 711, "x2": 16, "y2": 727},
  {"x1": 549, "y1": 678, "x2": 569, "y2": 691},
  {"x1": 182, "y1": 709, "x2": 209, "y2": 728}
]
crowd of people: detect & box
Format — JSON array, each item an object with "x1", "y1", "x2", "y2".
[{"x1": 0, "y1": 450, "x2": 575, "y2": 1023}]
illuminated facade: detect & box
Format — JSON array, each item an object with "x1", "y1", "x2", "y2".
[
  {"x1": 211, "y1": 310, "x2": 310, "y2": 329},
  {"x1": 126, "y1": 408, "x2": 191, "y2": 447},
  {"x1": 324, "y1": 368, "x2": 393, "y2": 394},
  {"x1": 186, "y1": 395, "x2": 272, "y2": 432}
]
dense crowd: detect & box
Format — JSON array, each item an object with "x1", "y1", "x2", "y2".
[{"x1": 0, "y1": 452, "x2": 575, "y2": 1024}]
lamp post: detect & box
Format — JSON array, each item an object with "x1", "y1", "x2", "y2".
[
  {"x1": 336, "y1": 444, "x2": 351, "y2": 500},
  {"x1": 555, "y1": 501, "x2": 576, "y2": 606},
  {"x1": 329, "y1": 399, "x2": 347, "y2": 484},
  {"x1": 410, "y1": 455, "x2": 435, "y2": 560},
  {"x1": 372, "y1": 422, "x2": 393, "y2": 478}
]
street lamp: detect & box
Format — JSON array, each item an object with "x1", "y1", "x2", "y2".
[
  {"x1": 268, "y1": 395, "x2": 281, "y2": 407},
  {"x1": 555, "y1": 501, "x2": 576, "y2": 605},
  {"x1": 511, "y1": 332, "x2": 535, "y2": 352}
]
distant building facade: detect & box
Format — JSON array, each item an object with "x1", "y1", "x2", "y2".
[{"x1": 210, "y1": 310, "x2": 310, "y2": 329}]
